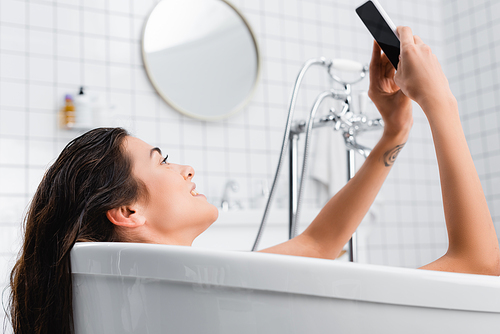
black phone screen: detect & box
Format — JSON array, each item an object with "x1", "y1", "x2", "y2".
[{"x1": 356, "y1": 1, "x2": 400, "y2": 69}]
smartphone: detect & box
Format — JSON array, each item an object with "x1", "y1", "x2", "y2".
[{"x1": 356, "y1": 0, "x2": 400, "y2": 69}]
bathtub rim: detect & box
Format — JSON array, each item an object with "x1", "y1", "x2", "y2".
[{"x1": 71, "y1": 242, "x2": 500, "y2": 313}]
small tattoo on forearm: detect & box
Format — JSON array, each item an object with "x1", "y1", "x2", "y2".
[{"x1": 383, "y1": 143, "x2": 405, "y2": 167}]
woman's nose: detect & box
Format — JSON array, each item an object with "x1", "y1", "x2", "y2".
[{"x1": 181, "y1": 165, "x2": 195, "y2": 180}]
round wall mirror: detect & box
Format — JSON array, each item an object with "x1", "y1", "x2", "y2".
[{"x1": 142, "y1": 0, "x2": 261, "y2": 121}]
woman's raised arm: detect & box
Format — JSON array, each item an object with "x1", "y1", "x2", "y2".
[{"x1": 394, "y1": 26, "x2": 500, "y2": 275}]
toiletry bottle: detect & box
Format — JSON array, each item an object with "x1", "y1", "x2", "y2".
[
  {"x1": 59, "y1": 94, "x2": 75, "y2": 128},
  {"x1": 75, "y1": 87, "x2": 93, "y2": 129}
]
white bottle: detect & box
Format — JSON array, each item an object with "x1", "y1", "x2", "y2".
[{"x1": 75, "y1": 87, "x2": 93, "y2": 129}]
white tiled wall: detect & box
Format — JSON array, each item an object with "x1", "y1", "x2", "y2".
[{"x1": 1, "y1": 0, "x2": 498, "y2": 329}]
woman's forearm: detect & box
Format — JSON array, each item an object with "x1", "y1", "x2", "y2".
[
  {"x1": 299, "y1": 130, "x2": 409, "y2": 259},
  {"x1": 259, "y1": 130, "x2": 409, "y2": 258}
]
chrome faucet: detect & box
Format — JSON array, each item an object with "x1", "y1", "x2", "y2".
[{"x1": 220, "y1": 180, "x2": 242, "y2": 211}]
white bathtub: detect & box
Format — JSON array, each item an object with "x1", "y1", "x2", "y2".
[{"x1": 71, "y1": 242, "x2": 500, "y2": 333}]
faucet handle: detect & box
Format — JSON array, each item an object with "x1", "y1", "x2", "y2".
[
  {"x1": 220, "y1": 180, "x2": 241, "y2": 211},
  {"x1": 358, "y1": 91, "x2": 369, "y2": 114},
  {"x1": 330, "y1": 59, "x2": 364, "y2": 72}
]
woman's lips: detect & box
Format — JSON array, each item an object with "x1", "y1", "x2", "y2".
[{"x1": 190, "y1": 184, "x2": 206, "y2": 198}]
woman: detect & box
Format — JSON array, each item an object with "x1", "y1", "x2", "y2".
[{"x1": 9, "y1": 26, "x2": 500, "y2": 333}]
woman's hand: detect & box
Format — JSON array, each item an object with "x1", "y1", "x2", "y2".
[
  {"x1": 394, "y1": 26, "x2": 455, "y2": 111},
  {"x1": 368, "y1": 40, "x2": 413, "y2": 138}
]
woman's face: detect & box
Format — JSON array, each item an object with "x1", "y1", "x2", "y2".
[{"x1": 123, "y1": 136, "x2": 218, "y2": 245}]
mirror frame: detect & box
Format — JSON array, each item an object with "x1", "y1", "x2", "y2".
[{"x1": 141, "y1": 0, "x2": 262, "y2": 121}]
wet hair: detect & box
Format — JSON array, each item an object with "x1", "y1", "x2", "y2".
[{"x1": 8, "y1": 127, "x2": 145, "y2": 334}]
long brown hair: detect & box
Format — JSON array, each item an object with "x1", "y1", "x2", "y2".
[{"x1": 8, "y1": 127, "x2": 144, "y2": 334}]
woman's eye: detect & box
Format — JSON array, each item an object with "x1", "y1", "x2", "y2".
[{"x1": 161, "y1": 155, "x2": 169, "y2": 165}]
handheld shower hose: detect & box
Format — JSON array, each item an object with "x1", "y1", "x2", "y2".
[{"x1": 251, "y1": 58, "x2": 332, "y2": 251}]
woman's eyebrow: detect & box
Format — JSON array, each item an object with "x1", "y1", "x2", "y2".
[{"x1": 150, "y1": 147, "x2": 162, "y2": 158}]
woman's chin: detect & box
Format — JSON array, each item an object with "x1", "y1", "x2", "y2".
[{"x1": 209, "y1": 203, "x2": 219, "y2": 222}]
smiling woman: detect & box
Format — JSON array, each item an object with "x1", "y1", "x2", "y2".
[
  {"x1": 107, "y1": 136, "x2": 219, "y2": 246},
  {"x1": 7, "y1": 126, "x2": 227, "y2": 333},
  {"x1": 8, "y1": 26, "x2": 500, "y2": 334}
]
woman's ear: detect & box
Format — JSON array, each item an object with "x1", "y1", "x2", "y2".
[{"x1": 106, "y1": 205, "x2": 146, "y2": 228}]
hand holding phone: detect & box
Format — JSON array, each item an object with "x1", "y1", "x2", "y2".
[{"x1": 356, "y1": 0, "x2": 400, "y2": 69}]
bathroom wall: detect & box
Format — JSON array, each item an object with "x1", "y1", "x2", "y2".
[{"x1": 1, "y1": 0, "x2": 497, "y2": 328}]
